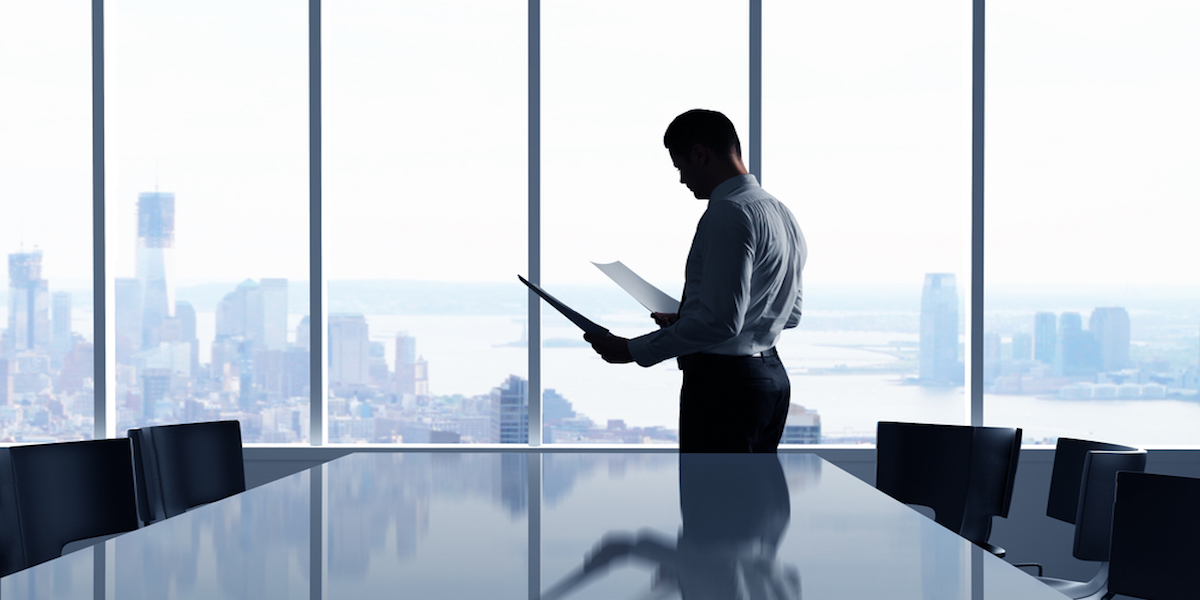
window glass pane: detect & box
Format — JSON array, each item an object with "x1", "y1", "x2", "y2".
[
  {"x1": 107, "y1": 0, "x2": 310, "y2": 442},
  {"x1": 539, "y1": 1, "x2": 749, "y2": 444},
  {"x1": 0, "y1": 0, "x2": 95, "y2": 442},
  {"x1": 985, "y1": 1, "x2": 1200, "y2": 445},
  {"x1": 325, "y1": 0, "x2": 527, "y2": 443},
  {"x1": 763, "y1": 0, "x2": 972, "y2": 442}
]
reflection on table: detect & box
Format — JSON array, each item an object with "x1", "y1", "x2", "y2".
[{"x1": 0, "y1": 452, "x2": 1067, "y2": 600}]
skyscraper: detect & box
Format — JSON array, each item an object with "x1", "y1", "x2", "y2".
[
  {"x1": 394, "y1": 332, "x2": 428, "y2": 396},
  {"x1": 1034, "y1": 312, "x2": 1057, "y2": 365},
  {"x1": 1089, "y1": 307, "x2": 1132, "y2": 372},
  {"x1": 1055, "y1": 312, "x2": 1101, "y2": 377},
  {"x1": 136, "y1": 192, "x2": 175, "y2": 349},
  {"x1": 1011, "y1": 331, "x2": 1033, "y2": 361},
  {"x1": 6, "y1": 250, "x2": 50, "y2": 356},
  {"x1": 919, "y1": 273, "x2": 960, "y2": 385},
  {"x1": 114, "y1": 277, "x2": 142, "y2": 364},
  {"x1": 260, "y1": 278, "x2": 288, "y2": 351},
  {"x1": 328, "y1": 314, "x2": 369, "y2": 389},
  {"x1": 52, "y1": 291, "x2": 72, "y2": 359},
  {"x1": 176, "y1": 301, "x2": 199, "y2": 377},
  {"x1": 491, "y1": 375, "x2": 528, "y2": 444}
]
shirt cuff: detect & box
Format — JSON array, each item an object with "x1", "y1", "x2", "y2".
[{"x1": 627, "y1": 331, "x2": 666, "y2": 367}]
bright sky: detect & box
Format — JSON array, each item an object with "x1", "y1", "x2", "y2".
[{"x1": 2, "y1": 0, "x2": 1198, "y2": 290}]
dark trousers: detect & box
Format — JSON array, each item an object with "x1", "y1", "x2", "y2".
[{"x1": 677, "y1": 350, "x2": 791, "y2": 453}]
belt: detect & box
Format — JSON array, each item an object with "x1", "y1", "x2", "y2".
[{"x1": 677, "y1": 347, "x2": 778, "y2": 370}]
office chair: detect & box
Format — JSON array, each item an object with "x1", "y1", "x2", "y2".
[
  {"x1": 0, "y1": 439, "x2": 141, "y2": 577},
  {"x1": 1014, "y1": 438, "x2": 1146, "y2": 599},
  {"x1": 875, "y1": 421, "x2": 1022, "y2": 557},
  {"x1": 129, "y1": 420, "x2": 246, "y2": 524},
  {"x1": 1103, "y1": 471, "x2": 1200, "y2": 600}
]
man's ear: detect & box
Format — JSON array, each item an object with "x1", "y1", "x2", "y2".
[{"x1": 690, "y1": 143, "x2": 709, "y2": 165}]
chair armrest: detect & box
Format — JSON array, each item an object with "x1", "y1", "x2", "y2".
[{"x1": 1010, "y1": 562, "x2": 1043, "y2": 577}]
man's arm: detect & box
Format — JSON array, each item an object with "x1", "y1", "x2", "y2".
[
  {"x1": 584, "y1": 333, "x2": 633, "y2": 364},
  {"x1": 628, "y1": 204, "x2": 754, "y2": 366}
]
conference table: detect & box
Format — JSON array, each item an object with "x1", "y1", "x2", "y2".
[{"x1": 0, "y1": 451, "x2": 1068, "y2": 599}]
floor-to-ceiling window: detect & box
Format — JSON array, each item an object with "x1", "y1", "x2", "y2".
[
  {"x1": 763, "y1": 0, "x2": 973, "y2": 442},
  {"x1": 8, "y1": 1, "x2": 1199, "y2": 447},
  {"x1": 984, "y1": 0, "x2": 1200, "y2": 445},
  {"x1": 324, "y1": 0, "x2": 528, "y2": 444},
  {"x1": 0, "y1": 0, "x2": 95, "y2": 442},
  {"x1": 539, "y1": 0, "x2": 749, "y2": 444},
  {"x1": 106, "y1": 0, "x2": 310, "y2": 442}
]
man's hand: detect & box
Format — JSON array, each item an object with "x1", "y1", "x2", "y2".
[
  {"x1": 651, "y1": 312, "x2": 679, "y2": 328},
  {"x1": 584, "y1": 333, "x2": 634, "y2": 364}
]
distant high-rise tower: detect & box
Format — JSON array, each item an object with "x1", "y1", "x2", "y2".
[
  {"x1": 1034, "y1": 312, "x2": 1057, "y2": 365},
  {"x1": 114, "y1": 278, "x2": 142, "y2": 364},
  {"x1": 176, "y1": 301, "x2": 199, "y2": 377},
  {"x1": 52, "y1": 291, "x2": 72, "y2": 358},
  {"x1": 393, "y1": 332, "x2": 427, "y2": 395},
  {"x1": 6, "y1": 250, "x2": 50, "y2": 356},
  {"x1": 328, "y1": 314, "x2": 369, "y2": 389},
  {"x1": 491, "y1": 375, "x2": 528, "y2": 443},
  {"x1": 136, "y1": 192, "x2": 175, "y2": 349},
  {"x1": 216, "y1": 280, "x2": 262, "y2": 343},
  {"x1": 919, "y1": 273, "x2": 959, "y2": 385},
  {"x1": 1011, "y1": 331, "x2": 1033, "y2": 361},
  {"x1": 1056, "y1": 312, "x2": 1101, "y2": 376},
  {"x1": 260, "y1": 278, "x2": 288, "y2": 351},
  {"x1": 1089, "y1": 307, "x2": 1132, "y2": 372}
]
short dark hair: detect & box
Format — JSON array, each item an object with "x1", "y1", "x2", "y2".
[{"x1": 663, "y1": 109, "x2": 742, "y2": 158}]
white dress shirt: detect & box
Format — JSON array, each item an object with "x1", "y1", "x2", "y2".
[{"x1": 628, "y1": 174, "x2": 806, "y2": 367}]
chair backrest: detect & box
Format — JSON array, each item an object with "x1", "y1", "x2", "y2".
[
  {"x1": 1051, "y1": 440, "x2": 1147, "y2": 562},
  {"x1": 0, "y1": 439, "x2": 140, "y2": 577},
  {"x1": 876, "y1": 421, "x2": 1022, "y2": 548},
  {"x1": 1046, "y1": 438, "x2": 1139, "y2": 523},
  {"x1": 129, "y1": 420, "x2": 246, "y2": 524},
  {"x1": 1107, "y1": 471, "x2": 1200, "y2": 600}
]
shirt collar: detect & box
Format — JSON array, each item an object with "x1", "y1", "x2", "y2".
[{"x1": 710, "y1": 174, "x2": 759, "y2": 202}]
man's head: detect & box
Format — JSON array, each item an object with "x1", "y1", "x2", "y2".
[
  {"x1": 663, "y1": 109, "x2": 742, "y2": 158},
  {"x1": 664, "y1": 109, "x2": 748, "y2": 200}
]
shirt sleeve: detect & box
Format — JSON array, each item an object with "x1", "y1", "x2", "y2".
[{"x1": 628, "y1": 203, "x2": 754, "y2": 367}]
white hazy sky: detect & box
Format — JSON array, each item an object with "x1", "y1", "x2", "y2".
[{"x1": 2, "y1": 0, "x2": 1198, "y2": 290}]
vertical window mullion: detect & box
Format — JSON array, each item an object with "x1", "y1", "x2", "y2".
[
  {"x1": 970, "y1": 0, "x2": 985, "y2": 426},
  {"x1": 93, "y1": 0, "x2": 111, "y2": 440},
  {"x1": 750, "y1": 0, "x2": 762, "y2": 182},
  {"x1": 528, "y1": 0, "x2": 542, "y2": 447},
  {"x1": 310, "y1": 0, "x2": 326, "y2": 445}
]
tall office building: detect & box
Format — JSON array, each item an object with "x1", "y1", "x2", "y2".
[
  {"x1": 1055, "y1": 312, "x2": 1101, "y2": 377},
  {"x1": 919, "y1": 273, "x2": 959, "y2": 385},
  {"x1": 296, "y1": 316, "x2": 311, "y2": 351},
  {"x1": 782, "y1": 404, "x2": 821, "y2": 444},
  {"x1": 1034, "y1": 312, "x2": 1057, "y2": 365},
  {"x1": 6, "y1": 251, "x2": 51, "y2": 356},
  {"x1": 329, "y1": 314, "x2": 370, "y2": 389},
  {"x1": 216, "y1": 280, "x2": 263, "y2": 343},
  {"x1": 0, "y1": 359, "x2": 9, "y2": 405},
  {"x1": 260, "y1": 278, "x2": 288, "y2": 351},
  {"x1": 394, "y1": 332, "x2": 428, "y2": 396},
  {"x1": 1011, "y1": 331, "x2": 1033, "y2": 361},
  {"x1": 136, "y1": 192, "x2": 175, "y2": 349},
  {"x1": 114, "y1": 277, "x2": 142, "y2": 364},
  {"x1": 51, "y1": 291, "x2": 72, "y2": 359},
  {"x1": 176, "y1": 301, "x2": 199, "y2": 377},
  {"x1": 141, "y1": 367, "x2": 172, "y2": 423},
  {"x1": 1090, "y1": 307, "x2": 1132, "y2": 372},
  {"x1": 491, "y1": 375, "x2": 528, "y2": 444}
]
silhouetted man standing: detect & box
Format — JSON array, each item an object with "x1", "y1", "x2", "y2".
[{"x1": 586, "y1": 109, "x2": 806, "y2": 453}]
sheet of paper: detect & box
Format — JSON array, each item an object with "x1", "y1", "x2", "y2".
[
  {"x1": 518, "y1": 275, "x2": 610, "y2": 337},
  {"x1": 592, "y1": 261, "x2": 681, "y2": 314}
]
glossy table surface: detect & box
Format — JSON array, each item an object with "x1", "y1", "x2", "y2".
[{"x1": 0, "y1": 452, "x2": 1066, "y2": 599}]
